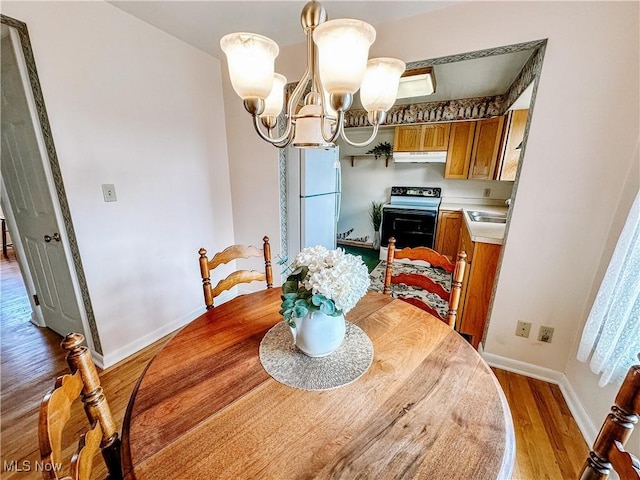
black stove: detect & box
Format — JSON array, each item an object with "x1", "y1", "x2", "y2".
[{"x1": 381, "y1": 186, "x2": 441, "y2": 249}]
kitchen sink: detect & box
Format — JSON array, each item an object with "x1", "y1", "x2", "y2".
[{"x1": 467, "y1": 210, "x2": 507, "y2": 224}]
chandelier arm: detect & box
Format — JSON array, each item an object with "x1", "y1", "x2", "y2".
[
  {"x1": 252, "y1": 115, "x2": 294, "y2": 147},
  {"x1": 319, "y1": 110, "x2": 343, "y2": 144},
  {"x1": 339, "y1": 123, "x2": 381, "y2": 148},
  {"x1": 286, "y1": 68, "x2": 311, "y2": 121}
]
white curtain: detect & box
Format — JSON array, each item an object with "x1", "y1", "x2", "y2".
[{"x1": 577, "y1": 191, "x2": 640, "y2": 387}]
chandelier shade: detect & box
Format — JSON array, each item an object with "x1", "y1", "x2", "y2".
[
  {"x1": 220, "y1": 32, "x2": 279, "y2": 100},
  {"x1": 312, "y1": 19, "x2": 376, "y2": 95},
  {"x1": 260, "y1": 73, "x2": 287, "y2": 119},
  {"x1": 360, "y1": 58, "x2": 406, "y2": 113},
  {"x1": 220, "y1": 1, "x2": 405, "y2": 149}
]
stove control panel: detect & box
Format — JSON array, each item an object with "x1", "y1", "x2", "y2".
[{"x1": 390, "y1": 186, "x2": 441, "y2": 198}]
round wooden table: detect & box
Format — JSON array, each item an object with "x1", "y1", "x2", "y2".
[{"x1": 121, "y1": 288, "x2": 514, "y2": 479}]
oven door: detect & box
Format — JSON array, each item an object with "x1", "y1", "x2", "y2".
[{"x1": 381, "y1": 207, "x2": 438, "y2": 249}]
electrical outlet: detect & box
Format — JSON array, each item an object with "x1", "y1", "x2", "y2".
[
  {"x1": 515, "y1": 321, "x2": 531, "y2": 338},
  {"x1": 102, "y1": 184, "x2": 117, "y2": 202},
  {"x1": 538, "y1": 326, "x2": 554, "y2": 343},
  {"x1": 483, "y1": 188, "x2": 491, "y2": 198}
]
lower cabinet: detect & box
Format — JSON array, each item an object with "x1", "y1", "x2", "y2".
[
  {"x1": 435, "y1": 210, "x2": 463, "y2": 261},
  {"x1": 456, "y1": 220, "x2": 501, "y2": 350}
]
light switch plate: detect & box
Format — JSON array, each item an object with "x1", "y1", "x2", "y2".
[
  {"x1": 515, "y1": 321, "x2": 531, "y2": 338},
  {"x1": 102, "y1": 184, "x2": 117, "y2": 202}
]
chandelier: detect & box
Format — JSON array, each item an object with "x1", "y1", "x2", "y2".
[{"x1": 220, "y1": 1, "x2": 405, "y2": 149}]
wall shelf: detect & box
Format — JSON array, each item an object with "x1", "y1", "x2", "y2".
[
  {"x1": 337, "y1": 239, "x2": 374, "y2": 248},
  {"x1": 345, "y1": 154, "x2": 392, "y2": 167}
]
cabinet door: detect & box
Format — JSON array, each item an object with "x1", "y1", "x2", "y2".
[
  {"x1": 445, "y1": 121, "x2": 475, "y2": 179},
  {"x1": 435, "y1": 210, "x2": 463, "y2": 261},
  {"x1": 468, "y1": 117, "x2": 505, "y2": 179},
  {"x1": 498, "y1": 109, "x2": 528, "y2": 181},
  {"x1": 455, "y1": 220, "x2": 474, "y2": 331},
  {"x1": 420, "y1": 123, "x2": 450, "y2": 151},
  {"x1": 393, "y1": 126, "x2": 423, "y2": 152}
]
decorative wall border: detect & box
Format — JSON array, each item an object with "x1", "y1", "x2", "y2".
[
  {"x1": 0, "y1": 14, "x2": 102, "y2": 354},
  {"x1": 345, "y1": 94, "x2": 505, "y2": 127},
  {"x1": 503, "y1": 44, "x2": 545, "y2": 111}
]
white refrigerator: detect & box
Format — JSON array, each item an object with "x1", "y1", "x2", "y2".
[{"x1": 287, "y1": 147, "x2": 341, "y2": 259}]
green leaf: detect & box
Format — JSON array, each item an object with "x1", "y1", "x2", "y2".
[
  {"x1": 281, "y1": 299, "x2": 294, "y2": 309},
  {"x1": 294, "y1": 299, "x2": 309, "y2": 307},
  {"x1": 311, "y1": 294, "x2": 328, "y2": 306},
  {"x1": 298, "y1": 288, "x2": 312, "y2": 299},
  {"x1": 282, "y1": 293, "x2": 297, "y2": 301},
  {"x1": 320, "y1": 301, "x2": 336, "y2": 315},
  {"x1": 292, "y1": 305, "x2": 308, "y2": 318},
  {"x1": 282, "y1": 280, "x2": 298, "y2": 294}
]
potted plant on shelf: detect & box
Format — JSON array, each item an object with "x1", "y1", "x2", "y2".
[
  {"x1": 370, "y1": 202, "x2": 383, "y2": 250},
  {"x1": 366, "y1": 141, "x2": 393, "y2": 161}
]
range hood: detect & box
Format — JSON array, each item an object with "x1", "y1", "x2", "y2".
[{"x1": 393, "y1": 151, "x2": 447, "y2": 163}]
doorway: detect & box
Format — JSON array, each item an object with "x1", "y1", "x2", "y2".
[{"x1": 0, "y1": 15, "x2": 102, "y2": 355}]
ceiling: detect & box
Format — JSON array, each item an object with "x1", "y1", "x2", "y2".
[
  {"x1": 109, "y1": 1, "x2": 454, "y2": 60},
  {"x1": 108, "y1": 1, "x2": 534, "y2": 104}
]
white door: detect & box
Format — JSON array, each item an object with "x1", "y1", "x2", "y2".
[{"x1": 1, "y1": 26, "x2": 85, "y2": 337}]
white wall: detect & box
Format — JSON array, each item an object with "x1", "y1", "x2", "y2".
[
  {"x1": 221, "y1": 62, "x2": 283, "y2": 288},
  {"x1": 2, "y1": 1, "x2": 235, "y2": 366},
  {"x1": 564, "y1": 143, "x2": 640, "y2": 451},
  {"x1": 222, "y1": 0, "x2": 639, "y2": 451},
  {"x1": 337, "y1": 127, "x2": 513, "y2": 242}
]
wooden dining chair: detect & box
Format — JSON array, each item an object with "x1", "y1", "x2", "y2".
[
  {"x1": 199, "y1": 236, "x2": 273, "y2": 309},
  {"x1": 39, "y1": 333, "x2": 122, "y2": 480},
  {"x1": 383, "y1": 237, "x2": 467, "y2": 329},
  {"x1": 579, "y1": 355, "x2": 640, "y2": 480}
]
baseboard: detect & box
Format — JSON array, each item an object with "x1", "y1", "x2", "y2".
[
  {"x1": 482, "y1": 351, "x2": 598, "y2": 446},
  {"x1": 91, "y1": 350, "x2": 106, "y2": 370},
  {"x1": 482, "y1": 351, "x2": 565, "y2": 383},
  {"x1": 557, "y1": 375, "x2": 599, "y2": 445},
  {"x1": 94, "y1": 287, "x2": 240, "y2": 369},
  {"x1": 98, "y1": 305, "x2": 204, "y2": 370}
]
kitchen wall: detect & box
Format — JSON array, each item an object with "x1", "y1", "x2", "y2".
[
  {"x1": 337, "y1": 127, "x2": 513, "y2": 243},
  {"x1": 2, "y1": 1, "x2": 235, "y2": 366},
  {"x1": 222, "y1": 0, "x2": 639, "y2": 451}
]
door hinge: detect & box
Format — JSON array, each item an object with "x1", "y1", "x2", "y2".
[{"x1": 33, "y1": 294, "x2": 40, "y2": 306}]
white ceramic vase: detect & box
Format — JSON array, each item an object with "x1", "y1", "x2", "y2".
[{"x1": 289, "y1": 310, "x2": 346, "y2": 357}]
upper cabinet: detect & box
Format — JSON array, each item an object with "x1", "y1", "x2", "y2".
[
  {"x1": 445, "y1": 121, "x2": 475, "y2": 179},
  {"x1": 393, "y1": 125, "x2": 423, "y2": 151},
  {"x1": 394, "y1": 123, "x2": 450, "y2": 152},
  {"x1": 393, "y1": 115, "x2": 520, "y2": 182},
  {"x1": 468, "y1": 117, "x2": 505, "y2": 180},
  {"x1": 495, "y1": 109, "x2": 529, "y2": 181},
  {"x1": 420, "y1": 123, "x2": 450, "y2": 151}
]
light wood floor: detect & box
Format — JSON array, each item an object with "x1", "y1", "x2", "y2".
[{"x1": 1, "y1": 250, "x2": 588, "y2": 479}]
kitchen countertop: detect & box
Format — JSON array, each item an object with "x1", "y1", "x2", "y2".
[{"x1": 440, "y1": 198, "x2": 509, "y2": 245}]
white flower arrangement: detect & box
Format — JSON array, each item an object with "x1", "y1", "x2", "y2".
[{"x1": 280, "y1": 246, "x2": 371, "y2": 326}]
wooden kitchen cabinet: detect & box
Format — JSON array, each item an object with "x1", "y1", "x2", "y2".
[
  {"x1": 468, "y1": 117, "x2": 505, "y2": 180},
  {"x1": 444, "y1": 121, "x2": 475, "y2": 179},
  {"x1": 435, "y1": 210, "x2": 463, "y2": 261},
  {"x1": 420, "y1": 123, "x2": 450, "y2": 151},
  {"x1": 495, "y1": 109, "x2": 529, "y2": 181},
  {"x1": 456, "y1": 220, "x2": 501, "y2": 350},
  {"x1": 393, "y1": 123, "x2": 450, "y2": 152},
  {"x1": 393, "y1": 126, "x2": 423, "y2": 151}
]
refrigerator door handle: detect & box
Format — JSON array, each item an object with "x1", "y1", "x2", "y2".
[{"x1": 336, "y1": 160, "x2": 342, "y2": 221}]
